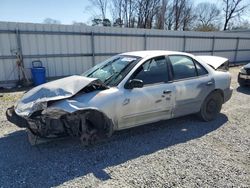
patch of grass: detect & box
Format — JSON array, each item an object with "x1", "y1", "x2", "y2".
[{"x1": 0, "y1": 93, "x2": 23, "y2": 102}]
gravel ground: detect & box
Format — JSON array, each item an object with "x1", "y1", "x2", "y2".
[{"x1": 0, "y1": 67, "x2": 249, "y2": 188}]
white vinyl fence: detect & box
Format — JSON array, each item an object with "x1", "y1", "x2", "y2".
[{"x1": 0, "y1": 21, "x2": 250, "y2": 85}]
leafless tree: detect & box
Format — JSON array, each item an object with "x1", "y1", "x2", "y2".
[
  {"x1": 195, "y1": 3, "x2": 220, "y2": 28},
  {"x1": 173, "y1": 0, "x2": 186, "y2": 30},
  {"x1": 123, "y1": 0, "x2": 137, "y2": 27},
  {"x1": 165, "y1": 2, "x2": 174, "y2": 30},
  {"x1": 89, "y1": 0, "x2": 109, "y2": 20},
  {"x1": 111, "y1": 0, "x2": 123, "y2": 25},
  {"x1": 155, "y1": 0, "x2": 168, "y2": 29},
  {"x1": 111, "y1": 0, "x2": 137, "y2": 27},
  {"x1": 137, "y1": 0, "x2": 160, "y2": 29},
  {"x1": 222, "y1": 0, "x2": 248, "y2": 30},
  {"x1": 165, "y1": 0, "x2": 194, "y2": 30},
  {"x1": 232, "y1": 19, "x2": 250, "y2": 30},
  {"x1": 181, "y1": 1, "x2": 195, "y2": 30}
]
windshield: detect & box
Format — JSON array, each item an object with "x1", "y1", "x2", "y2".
[{"x1": 82, "y1": 55, "x2": 140, "y2": 86}]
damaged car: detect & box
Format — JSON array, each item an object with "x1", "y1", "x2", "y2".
[
  {"x1": 238, "y1": 63, "x2": 250, "y2": 86},
  {"x1": 6, "y1": 51, "x2": 233, "y2": 145}
]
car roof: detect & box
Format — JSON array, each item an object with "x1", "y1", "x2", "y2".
[{"x1": 121, "y1": 50, "x2": 193, "y2": 59}]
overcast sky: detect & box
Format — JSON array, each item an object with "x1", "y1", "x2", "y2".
[{"x1": 0, "y1": 0, "x2": 249, "y2": 25}]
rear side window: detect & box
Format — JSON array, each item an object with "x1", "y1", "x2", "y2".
[
  {"x1": 194, "y1": 61, "x2": 208, "y2": 76},
  {"x1": 168, "y1": 55, "x2": 196, "y2": 80}
]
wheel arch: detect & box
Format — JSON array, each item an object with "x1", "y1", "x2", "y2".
[
  {"x1": 200, "y1": 88, "x2": 224, "y2": 111},
  {"x1": 48, "y1": 107, "x2": 116, "y2": 140},
  {"x1": 198, "y1": 88, "x2": 224, "y2": 121},
  {"x1": 213, "y1": 88, "x2": 224, "y2": 101},
  {"x1": 84, "y1": 108, "x2": 114, "y2": 136}
]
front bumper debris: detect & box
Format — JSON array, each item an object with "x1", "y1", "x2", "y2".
[
  {"x1": 6, "y1": 106, "x2": 29, "y2": 128},
  {"x1": 6, "y1": 106, "x2": 113, "y2": 145}
]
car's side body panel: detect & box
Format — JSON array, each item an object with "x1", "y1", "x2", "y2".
[
  {"x1": 116, "y1": 82, "x2": 175, "y2": 129},
  {"x1": 172, "y1": 76, "x2": 215, "y2": 118},
  {"x1": 61, "y1": 52, "x2": 231, "y2": 130},
  {"x1": 212, "y1": 71, "x2": 233, "y2": 102}
]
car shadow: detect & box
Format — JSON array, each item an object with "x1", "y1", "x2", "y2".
[
  {"x1": 0, "y1": 86, "x2": 31, "y2": 93},
  {"x1": 236, "y1": 86, "x2": 250, "y2": 95},
  {"x1": 0, "y1": 114, "x2": 228, "y2": 187}
]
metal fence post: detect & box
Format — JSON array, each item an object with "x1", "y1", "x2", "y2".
[
  {"x1": 211, "y1": 36, "x2": 215, "y2": 55},
  {"x1": 15, "y1": 28, "x2": 29, "y2": 84},
  {"x1": 15, "y1": 28, "x2": 23, "y2": 59},
  {"x1": 144, "y1": 33, "x2": 147, "y2": 50},
  {"x1": 234, "y1": 37, "x2": 239, "y2": 64},
  {"x1": 183, "y1": 35, "x2": 186, "y2": 52},
  {"x1": 91, "y1": 31, "x2": 95, "y2": 66}
]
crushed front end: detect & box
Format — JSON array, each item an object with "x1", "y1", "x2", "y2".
[
  {"x1": 6, "y1": 75, "x2": 113, "y2": 145},
  {"x1": 7, "y1": 106, "x2": 113, "y2": 145}
]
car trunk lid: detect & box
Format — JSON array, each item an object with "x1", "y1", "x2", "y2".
[{"x1": 196, "y1": 56, "x2": 229, "y2": 71}]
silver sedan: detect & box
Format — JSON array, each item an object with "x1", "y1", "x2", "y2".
[{"x1": 6, "y1": 50, "x2": 233, "y2": 145}]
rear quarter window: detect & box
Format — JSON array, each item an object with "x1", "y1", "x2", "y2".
[{"x1": 194, "y1": 61, "x2": 208, "y2": 76}]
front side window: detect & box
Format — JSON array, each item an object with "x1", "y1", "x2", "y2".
[
  {"x1": 131, "y1": 56, "x2": 168, "y2": 85},
  {"x1": 168, "y1": 55, "x2": 197, "y2": 80},
  {"x1": 82, "y1": 55, "x2": 140, "y2": 86}
]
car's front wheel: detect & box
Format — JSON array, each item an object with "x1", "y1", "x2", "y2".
[{"x1": 199, "y1": 91, "x2": 223, "y2": 121}]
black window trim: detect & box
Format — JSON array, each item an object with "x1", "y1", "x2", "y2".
[
  {"x1": 125, "y1": 55, "x2": 170, "y2": 88},
  {"x1": 166, "y1": 54, "x2": 209, "y2": 82},
  {"x1": 193, "y1": 59, "x2": 209, "y2": 77}
]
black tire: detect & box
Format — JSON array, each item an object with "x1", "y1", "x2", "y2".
[
  {"x1": 199, "y1": 91, "x2": 223, "y2": 122},
  {"x1": 238, "y1": 81, "x2": 246, "y2": 87}
]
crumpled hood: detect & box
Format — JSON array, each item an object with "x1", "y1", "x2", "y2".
[{"x1": 15, "y1": 75, "x2": 107, "y2": 117}]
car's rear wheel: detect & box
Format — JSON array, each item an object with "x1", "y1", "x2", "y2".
[{"x1": 199, "y1": 91, "x2": 223, "y2": 121}]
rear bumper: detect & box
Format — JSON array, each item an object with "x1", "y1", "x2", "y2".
[{"x1": 223, "y1": 87, "x2": 233, "y2": 103}]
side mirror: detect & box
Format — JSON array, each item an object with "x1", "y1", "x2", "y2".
[{"x1": 125, "y1": 79, "x2": 143, "y2": 89}]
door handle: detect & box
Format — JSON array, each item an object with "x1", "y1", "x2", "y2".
[
  {"x1": 123, "y1": 98, "x2": 130, "y2": 105},
  {"x1": 206, "y1": 81, "x2": 214, "y2": 86},
  {"x1": 163, "y1": 90, "x2": 172, "y2": 94}
]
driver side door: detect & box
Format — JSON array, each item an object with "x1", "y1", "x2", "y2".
[{"x1": 117, "y1": 56, "x2": 175, "y2": 129}]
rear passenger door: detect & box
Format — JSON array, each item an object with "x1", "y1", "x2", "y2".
[{"x1": 167, "y1": 55, "x2": 215, "y2": 117}]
